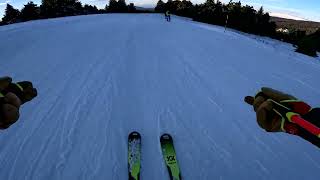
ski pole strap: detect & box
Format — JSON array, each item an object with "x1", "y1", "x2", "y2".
[
  {"x1": 280, "y1": 99, "x2": 311, "y2": 115},
  {"x1": 269, "y1": 99, "x2": 320, "y2": 138},
  {"x1": 15, "y1": 83, "x2": 24, "y2": 91}
]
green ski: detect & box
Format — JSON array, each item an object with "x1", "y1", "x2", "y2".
[
  {"x1": 128, "y1": 131, "x2": 141, "y2": 180},
  {"x1": 160, "y1": 134, "x2": 182, "y2": 180}
]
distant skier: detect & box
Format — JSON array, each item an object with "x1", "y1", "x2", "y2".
[
  {"x1": 245, "y1": 87, "x2": 320, "y2": 148},
  {"x1": 165, "y1": 10, "x2": 171, "y2": 22},
  {"x1": 0, "y1": 76, "x2": 37, "y2": 129}
]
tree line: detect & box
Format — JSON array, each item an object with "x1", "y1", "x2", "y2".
[
  {"x1": 155, "y1": 0, "x2": 319, "y2": 57},
  {"x1": 156, "y1": 0, "x2": 276, "y2": 36},
  {"x1": 0, "y1": 0, "x2": 141, "y2": 25}
]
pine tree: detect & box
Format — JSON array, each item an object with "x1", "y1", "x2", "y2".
[
  {"x1": 118, "y1": 0, "x2": 128, "y2": 12},
  {"x1": 60, "y1": 0, "x2": 82, "y2": 16},
  {"x1": 166, "y1": 0, "x2": 173, "y2": 12},
  {"x1": 74, "y1": 1, "x2": 83, "y2": 15},
  {"x1": 296, "y1": 30, "x2": 319, "y2": 57},
  {"x1": 40, "y1": 0, "x2": 58, "y2": 18},
  {"x1": 128, "y1": 3, "x2": 136, "y2": 13},
  {"x1": 176, "y1": 0, "x2": 193, "y2": 17},
  {"x1": 2, "y1": 4, "x2": 20, "y2": 24},
  {"x1": 155, "y1": 0, "x2": 165, "y2": 12},
  {"x1": 108, "y1": 0, "x2": 118, "y2": 12},
  {"x1": 20, "y1": 1, "x2": 40, "y2": 21},
  {"x1": 83, "y1": 4, "x2": 98, "y2": 14},
  {"x1": 205, "y1": 0, "x2": 215, "y2": 7}
]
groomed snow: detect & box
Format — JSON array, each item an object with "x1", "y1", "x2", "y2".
[{"x1": 0, "y1": 14, "x2": 320, "y2": 180}]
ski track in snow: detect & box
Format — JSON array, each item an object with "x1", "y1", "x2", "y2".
[{"x1": 0, "y1": 14, "x2": 320, "y2": 180}]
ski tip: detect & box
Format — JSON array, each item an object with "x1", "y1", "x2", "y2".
[
  {"x1": 160, "y1": 133, "x2": 172, "y2": 141},
  {"x1": 129, "y1": 131, "x2": 141, "y2": 138}
]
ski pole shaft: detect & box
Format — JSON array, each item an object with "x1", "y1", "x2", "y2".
[{"x1": 289, "y1": 114, "x2": 320, "y2": 137}]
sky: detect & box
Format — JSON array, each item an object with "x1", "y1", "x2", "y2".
[{"x1": 0, "y1": 0, "x2": 319, "y2": 22}]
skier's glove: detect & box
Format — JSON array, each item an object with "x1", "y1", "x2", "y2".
[
  {"x1": 244, "y1": 87, "x2": 311, "y2": 133},
  {"x1": 245, "y1": 87, "x2": 320, "y2": 148},
  {"x1": 0, "y1": 77, "x2": 21, "y2": 129},
  {"x1": 0, "y1": 77, "x2": 37, "y2": 129},
  {"x1": 0, "y1": 76, "x2": 12, "y2": 91},
  {"x1": 0, "y1": 93, "x2": 21, "y2": 129},
  {"x1": 2, "y1": 81, "x2": 37, "y2": 104}
]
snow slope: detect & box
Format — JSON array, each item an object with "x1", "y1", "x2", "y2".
[{"x1": 0, "y1": 14, "x2": 320, "y2": 180}]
